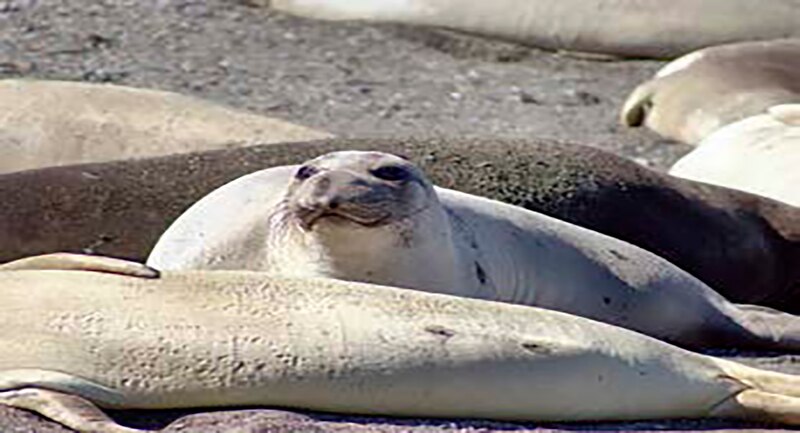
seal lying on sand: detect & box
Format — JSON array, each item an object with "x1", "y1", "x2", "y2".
[
  {"x1": 2, "y1": 254, "x2": 800, "y2": 433},
  {"x1": 1, "y1": 138, "x2": 797, "y2": 312},
  {"x1": 670, "y1": 104, "x2": 800, "y2": 207},
  {"x1": 267, "y1": 0, "x2": 800, "y2": 58},
  {"x1": 621, "y1": 39, "x2": 800, "y2": 144},
  {"x1": 0, "y1": 79, "x2": 330, "y2": 174},
  {"x1": 148, "y1": 151, "x2": 800, "y2": 352}
]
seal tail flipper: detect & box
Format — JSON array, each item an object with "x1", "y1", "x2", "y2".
[
  {"x1": 619, "y1": 82, "x2": 655, "y2": 127},
  {"x1": 716, "y1": 359, "x2": 800, "y2": 398},
  {"x1": 0, "y1": 388, "x2": 146, "y2": 433},
  {"x1": 731, "y1": 303, "x2": 800, "y2": 352},
  {"x1": 769, "y1": 104, "x2": 800, "y2": 126},
  {"x1": 709, "y1": 389, "x2": 800, "y2": 425},
  {"x1": 0, "y1": 253, "x2": 159, "y2": 279},
  {"x1": 708, "y1": 359, "x2": 800, "y2": 424}
]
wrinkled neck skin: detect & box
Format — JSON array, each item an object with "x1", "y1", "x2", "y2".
[{"x1": 263, "y1": 200, "x2": 475, "y2": 298}]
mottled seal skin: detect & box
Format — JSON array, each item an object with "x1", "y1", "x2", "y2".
[
  {"x1": 146, "y1": 151, "x2": 800, "y2": 352},
  {"x1": 670, "y1": 104, "x2": 800, "y2": 207},
  {"x1": 0, "y1": 137, "x2": 797, "y2": 312},
  {"x1": 0, "y1": 79, "x2": 331, "y2": 174},
  {"x1": 2, "y1": 258, "x2": 800, "y2": 432},
  {"x1": 621, "y1": 39, "x2": 800, "y2": 144},
  {"x1": 269, "y1": 0, "x2": 800, "y2": 58}
]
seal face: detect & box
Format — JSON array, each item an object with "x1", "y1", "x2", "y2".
[
  {"x1": 264, "y1": 151, "x2": 461, "y2": 290},
  {"x1": 282, "y1": 151, "x2": 433, "y2": 230}
]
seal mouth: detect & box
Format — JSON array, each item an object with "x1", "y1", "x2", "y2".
[{"x1": 293, "y1": 205, "x2": 391, "y2": 230}]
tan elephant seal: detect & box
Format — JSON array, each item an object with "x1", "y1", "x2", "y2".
[
  {"x1": 268, "y1": 0, "x2": 800, "y2": 58},
  {"x1": 148, "y1": 151, "x2": 800, "y2": 352},
  {"x1": 0, "y1": 79, "x2": 330, "y2": 174},
  {"x1": 1, "y1": 138, "x2": 798, "y2": 313},
  {"x1": 621, "y1": 39, "x2": 800, "y2": 144},
  {"x1": 2, "y1": 254, "x2": 800, "y2": 432},
  {"x1": 670, "y1": 104, "x2": 800, "y2": 207}
]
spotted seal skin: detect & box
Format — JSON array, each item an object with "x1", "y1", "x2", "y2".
[
  {"x1": 147, "y1": 150, "x2": 800, "y2": 352},
  {"x1": 2, "y1": 255, "x2": 800, "y2": 432},
  {"x1": 621, "y1": 39, "x2": 800, "y2": 144},
  {"x1": 268, "y1": 0, "x2": 800, "y2": 59},
  {"x1": 0, "y1": 138, "x2": 797, "y2": 312},
  {"x1": 0, "y1": 79, "x2": 331, "y2": 174},
  {"x1": 670, "y1": 104, "x2": 800, "y2": 206}
]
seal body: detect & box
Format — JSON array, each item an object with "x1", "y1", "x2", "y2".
[
  {"x1": 148, "y1": 151, "x2": 800, "y2": 351},
  {"x1": 2, "y1": 138, "x2": 797, "y2": 313},
  {"x1": 270, "y1": 0, "x2": 800, "y2": 58},
  {"x1": 621, "y1": 39, "x2": 800, "y2": 144},
  {"x1": 670, "y1": 104, "x2": 800, "y2": 206},
  {"x1": 0, "y1": 79, "x2": 330, "y2": 174},
  {"x1": 2, "y1": 262, "x2": 800, "y2": 432}
]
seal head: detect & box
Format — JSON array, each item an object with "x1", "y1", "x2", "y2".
[
  {"x1": 266, "y1": 151, "x2": 461, "y2": 292},
  {"x1": 285, "y1": 151, "x2": 433, "y2": 230}
]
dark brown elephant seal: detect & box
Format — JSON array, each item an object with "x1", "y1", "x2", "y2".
[
  {"x1": 621, "y1": 39, "x2": 800, "y2": 144},
  {"x1": 0, "y1": 137, "x2": 797, "y2": 312}
]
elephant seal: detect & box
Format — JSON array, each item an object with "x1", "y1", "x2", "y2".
[
  {"x1": 2, "y1": 254, "x2": 800, "y2": 433},
  {"x1": 621, "y1": 39, "x2": 800, "y2": 144},
  {"x1": 148, "y1": 151, "x2": 800, "y2": 352},
  {"x1": 670, "y1": 104, "x2": 800, "y2": 207},
  {"x1": 268, "y1": 0, "x2": 800, "y2": 58},
  {"x1": 0, "y1": 79, "x2": 330, "y2": 174},
  {"x1": 1, "y1": 138, "x2": 797, "y2": 313}
]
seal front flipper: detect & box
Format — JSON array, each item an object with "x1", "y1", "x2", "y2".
[
  {"x1": 619, "y1": 81, "x2": 655, "y2": 127},
  {"x1": 0, "y1": 388, "x2": 145, "y2": 433},
  {"x1": 0, "y1": 253, "x2": 159, "y2": 279}
]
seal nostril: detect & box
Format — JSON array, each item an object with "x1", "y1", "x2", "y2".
[
  {"x1": 313, "y1": 177, "x2": 331, "y2": 196},
  {"x1": 329, "y1": 200, "x2": 339, "y2": 209}
]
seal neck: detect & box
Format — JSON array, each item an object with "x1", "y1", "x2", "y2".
[{"x1": 267, "y1": 204, "x2": 463, "y2": 295}]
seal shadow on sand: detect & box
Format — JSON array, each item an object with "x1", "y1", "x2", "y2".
[{"x1": 105, "y1": 406, "x2": 776, "y2": 432}]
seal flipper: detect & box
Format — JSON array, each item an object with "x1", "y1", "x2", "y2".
[
  {"x1": 769, "y1": 104, "x2": 800, "y2": 126},
  {"x1": 0, "y1": 388, "x2": 146, "y2": 433},
  {"x1": 709, "y1": 389, "x2": 800, "y2": 425},
  {"x1": 0, "y1": 253, "x2": 159, "y2": 279},
  {"x1": 708, "y1": 359, "x2": 800, "y2": 424},
  {"x1": 731, "y1": 303, "x2": 800, "y2": 352},
  {"x1": 619, "y1": 82, "x2": 655, "y2": 127}
]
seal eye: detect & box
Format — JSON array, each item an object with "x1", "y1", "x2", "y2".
[
  {"x1": 295, "y1": 165, "x2": 318, "y2": 180},
  {"x1": 371, "y1": 165, "x2": 410, "y2": 182}
]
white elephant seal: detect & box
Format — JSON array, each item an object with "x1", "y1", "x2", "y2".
[
  {"x1": 0, "y1": 79, "x2": 331, "y2": 174},
  {"x1": 3, "y1": 254, "x2": 800, "y2": 432},
  {"x1": 621, "y1": 39, "x2": 800, "y2": 144},
  {"x1": 268, "y1": 0, "x2": 800, "y2": 58},
  {"x1": 670, "y1": 104, "x2": 800, "y2": 207},
  {"x1": 149, "y1": 151, "x2": 800, "y2": 352}
]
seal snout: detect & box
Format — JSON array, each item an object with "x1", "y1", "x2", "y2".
[{"x1": 290, "y1": 168, "x2": 393, "y2": 229}]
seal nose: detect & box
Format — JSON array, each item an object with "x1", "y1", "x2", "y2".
[
  {"x1": 294, "y1": 171, "x2": 359, "y2": 226},
  {"x1": 312, "y1": 175, "x2": 331, "y2": 197}
]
